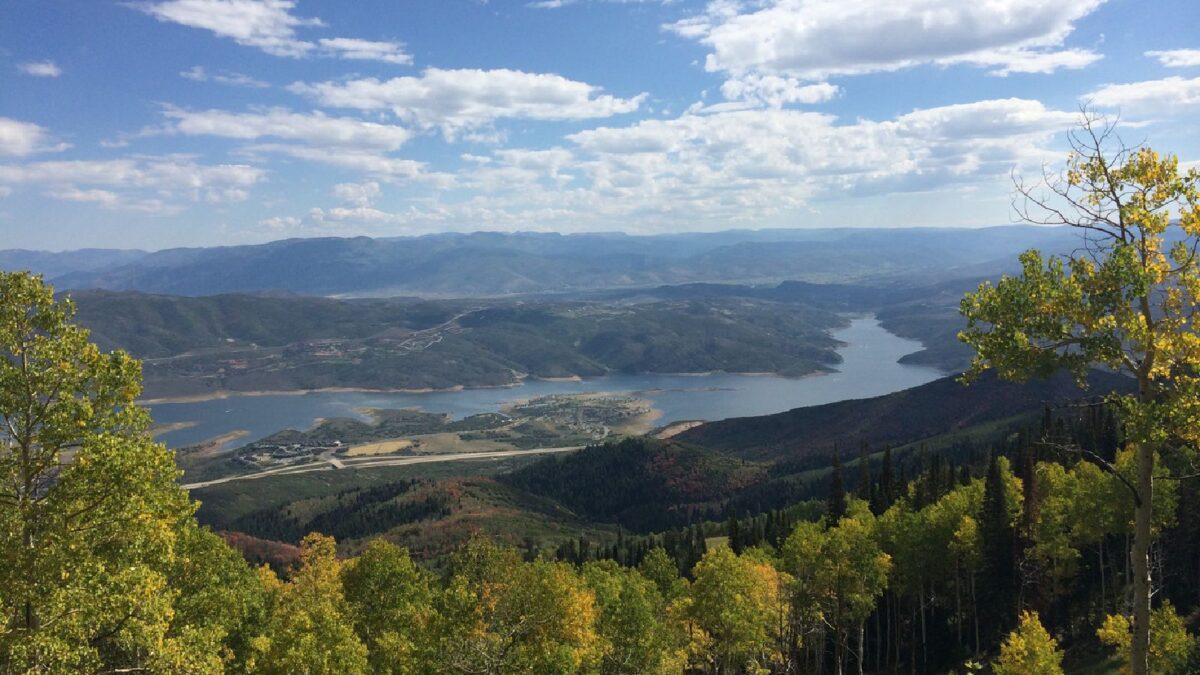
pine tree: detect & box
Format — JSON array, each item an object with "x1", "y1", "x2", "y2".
[
  {"x1": 857, "y1": 443, "x2": 872, "y2": 501},
  {"x1": 873, "y1": 446, "x2": 896, "y2": 514},
  {"x1": 827, "y1": 448, "x2": 847, "y2": 524},
  {"x1": 979, "y1": 453, "x2": 1017, "y2": 645}
]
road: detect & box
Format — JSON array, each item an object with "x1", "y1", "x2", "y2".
[{"x1": 180, "y1": 445, "x2": 581, "y2": 490}]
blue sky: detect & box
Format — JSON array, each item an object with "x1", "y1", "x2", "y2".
[{"x1": 2, "y1": 0, "x2": 1199, "y2": 250}]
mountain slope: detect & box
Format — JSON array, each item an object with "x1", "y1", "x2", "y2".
[{"x1": 676, "y1": 370, "x2": 1134, "y2": 462}]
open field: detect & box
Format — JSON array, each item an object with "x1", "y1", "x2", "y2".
[{"x1": 346, "y1": 439, "x2": 415, "y2": 456}]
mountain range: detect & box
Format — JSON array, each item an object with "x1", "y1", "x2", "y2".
[{"x1": 4, "y1": 226, "x2": 1080, "y2": 298}]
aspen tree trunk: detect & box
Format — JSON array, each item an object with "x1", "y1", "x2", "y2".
[
  {"x1": 878, "y1": 595, "x2": 888, "y2": 667},
  {"x1": 919, "y1": 582, "x2": 927, "y2": 669},
  {"x1": 1130, "y1": 441, "x2": 1154, "y2": 675},
  {"x1": 858, "y1": 621, "x2": 866, "y2": 675},
  {"x1": 955, "y1": 560, "x2": 962, "y2": 648},
  {"x1": 971, "y1": 574, "x2": 980, "y2": 655},
  {"x1": 1099, "y1": 540, "x2": 1107, "y2": 613}
]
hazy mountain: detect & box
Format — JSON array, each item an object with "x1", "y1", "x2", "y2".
[
  {"x1": 3, "y1": 227, "x2": 1081, "y2": 298},
  {"x1": 0, "y1": 248, "x2": 149, "y2": 279}
]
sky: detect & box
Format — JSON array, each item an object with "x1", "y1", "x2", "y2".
[{"x1": 2, "y1": 0, "x2": 1200, "y2": 251}]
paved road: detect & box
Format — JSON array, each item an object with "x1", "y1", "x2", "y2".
[{"x1": 181, "y1": 445, "x2": 582, "y2": 490}]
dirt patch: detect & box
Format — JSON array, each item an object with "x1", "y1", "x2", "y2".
[
  {"x1": 346, "y1": 439, "x2": 416, "y2": 457},
  {"x1": 654, "y1": 420, "x2": 705, "y2": 439},
  {"x1": 410, "y1": 432, "x2": 515, "y2": 455}
]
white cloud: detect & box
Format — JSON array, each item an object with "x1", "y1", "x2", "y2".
[
  {"x1": 180, "y1": 65, "x2": 269, "y2": 88},
  {"x1": 134, "y1": 1, "x2": 412, "y2": 63},
  {"x1": 528, "y1": 0, "x2": 672, "y2": 7},
  {"x1": 290, "y1": 68, "x2": 646, "y2": 138},
  {"x1": 317, "y1": 37, "x2": 411, "y2": 65},
  {"x1": 667, "y1": 0, "x2": 1105, "y2": 89},
  {"x1": 241, "y1": 143, "x2": 443, "y2": 185},
  {"x1": 549, "y1": 98, "x2": 1072, "y2": 224},
  {"x1": 163, "y1": 107, "x2": 412, "y2": 150},
  {"x1": 19, "y1": 61, "x2": 62, "y2": 77},
  {"x1": 953, "y1": 47, "x2": 1102, "y2": 76},
  {"x1": 0, "y1": 156, "x2": 265, "y2": 213},
  {"x1": 47, "y1": 187, "x2": 174, "y2": 214},
  {"x1": 277, "y1": 96, "x2": 1073, "y2": 236},
  {"x1": 332, "y1": 181, "x2": 381, "y2": 206},
  {"x1": 134, "y1": 0, "x2": 322, "y2": 57},
  {"x1": 0, "y1": 118, "x2": 69, "y2": 156},
  {"x1": 1087, "y1": 76, "x2": 1200, "y2": 116},
  {"x1": 719, "y1": 76, "x2": 840, "y2": 108},
  {"x1": 1145, "y1": 49, "x2": 1200, "y2": 68},
  {"x1": 260, "y1": 215, "x2": 301, "y2": 230}
]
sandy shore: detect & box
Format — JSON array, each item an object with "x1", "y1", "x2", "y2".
[
  {"x1": 139, "y1": 384, "x2": 466, "y2": 405},
  {"x1": 150, "y1": 420, "x2": 198, "y2": 437},
  {"x1": 138, "y1": 367, "x2": 834, "y2": 405},
  {"x1": 178, "y1": 430, "x2": 251, "y2": 455}
]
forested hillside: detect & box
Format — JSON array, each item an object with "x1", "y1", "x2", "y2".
[{"x1": 68, "y1": 290, "x2": 845, "y2": 397}]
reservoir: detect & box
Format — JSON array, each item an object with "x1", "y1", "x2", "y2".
[{"x1": 148, "y1": 316, "x2": 944, "y2": 449}]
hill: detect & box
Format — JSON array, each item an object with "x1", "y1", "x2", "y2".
[
  {"x1": 676, "y1": 370, "x2": 1134, "y2": 462},
  {"x1": 67, "y1": 290, "x2": 845, "y2": 398},
  {"x1": 502, "y1": 437, "x2": 762, "y2": 531}
]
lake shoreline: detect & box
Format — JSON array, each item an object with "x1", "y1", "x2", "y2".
[
  {"x1": 148, "y1": 317, "x2": 944, "y2": 450},
  {"x1": 138, "y1": 367, "x2": 839, "y2": 405}
]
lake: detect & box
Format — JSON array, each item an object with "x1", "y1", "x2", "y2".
[{"x1": 147, "y1": 316, "x2": 944, "y2": 449}]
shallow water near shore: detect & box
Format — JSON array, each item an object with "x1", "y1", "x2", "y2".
[{"x1": 148, "y1": 317, "x2": 943, "y2": 449}]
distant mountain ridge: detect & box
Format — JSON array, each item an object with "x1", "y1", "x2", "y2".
[{"x1": 3, "y1": 227, "x2": 1080, "y2": 298}]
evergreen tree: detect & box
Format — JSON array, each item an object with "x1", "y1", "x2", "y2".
[
  {"x1": 827, "y1": 448, "x2": 847, "y2": 524},
  {"x1": 979, "y1": 453, "x2": 1018, "y2": 645},
  {"x1": 857, "y1": 443, "x2": 872, "y2": 502}
]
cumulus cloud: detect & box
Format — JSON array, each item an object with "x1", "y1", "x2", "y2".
[
  {"x1": 0, "y1": 156, "x2": 264, "y2": 213},
  {"x1": 666, "y1": 0, "x2": 1104, "y2": 98},
  {"x1": 0, "y1": 118, "x2": 69, "y2": 156},
  {"x1": 276, "y1": 97, "x2": 1074, "y2": 236},
  {"x1": 240, "y1": 143, "x2": 443, "y2": 185},
  {"x1": 19, "y1": 61, "x2": 62, "y2": 77},
  {"x1": 134, "y1": 0, "x2": 322, "y2": 57},
  {"x1": 1145, "y1": 49, "x2": 1200, "y2": 68},
  {"x1": 719, "y1": 76, "x2": 840, "y2": 108},
  {"x1": 163, "y1": 107, "x2": 412, "y2": 150},
  {"x1": 289, "y1": 68, "x2": 647, "y2": 138},
  {"x1": 1087, "y1": 76, "x2": 1200, "y2": 116},
  {"x1": 180, "y1": 65, "x2": 269, "y2": 88},
  {"x1": 133, "y1": 0, "x2": 412, "y2": 63},
  {"x1": 332, "y1": 181, "x2": 381, "y2": 206}
]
